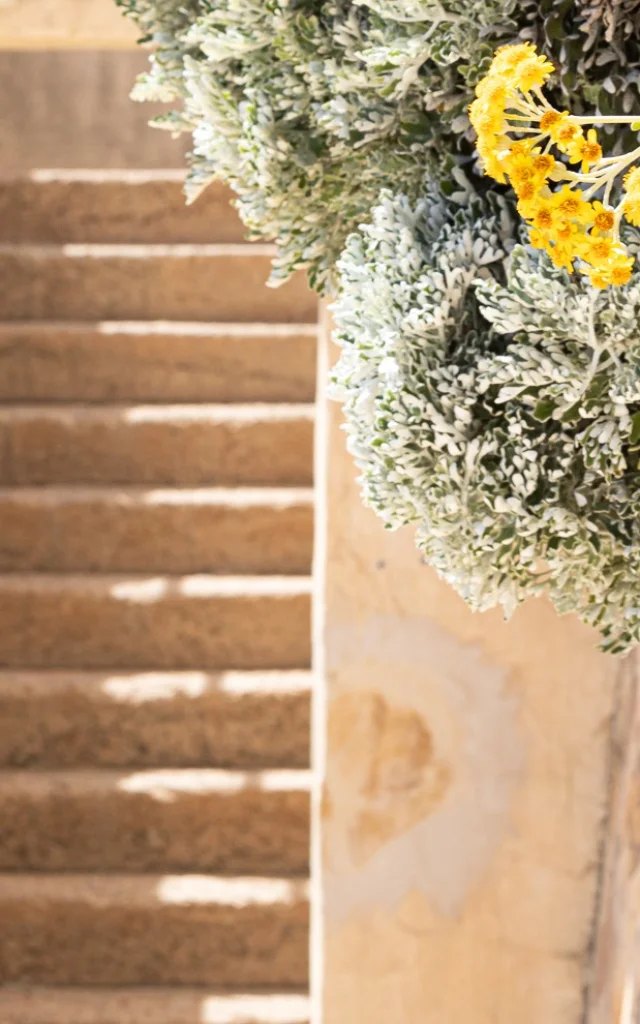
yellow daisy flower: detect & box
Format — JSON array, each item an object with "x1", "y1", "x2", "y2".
[
  {"x1": 547, "y1": 245, "x2": 574, "y2": 270},
  {"x1": 624, "y1": 167, "x2": 640, "y2": 196},
  {"x1": 570, "y1": 129, "x2": 602, "y2": 173},
  {"x1": 622, "y1": 195, "x2": 640, "y2": 227}
]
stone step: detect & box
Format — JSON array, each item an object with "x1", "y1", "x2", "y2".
[
  {"x1": 0, "y1": 487, "x2": 314, "y2": 574},
  {"x1": 0, "y1": 575, "x2": 311, "y2": 670},
  {"x1": 0, "y1": 405, "x2": 314, "y2": 487},
  {"x1": 0, "y1": 322, "x2": 317, "y2": 404},
  {"x1": 0, "y1": 768, "x2": 310, "y2": 875},
  {"x1": 0, "y1": 670, "x2": 311, "y2": 769},
  {"x1": 0, "y1": 244, "x2": 315, "y2": 322},
  {"x1": 0, "y1": 172, "x2": 247, "y2": 244},
  {"x1": 0, "y1": 874, "x2": 309, "y2": 986},
  {"x1": 0, "y1": 989, "x2": 310, "y2": 1024}
]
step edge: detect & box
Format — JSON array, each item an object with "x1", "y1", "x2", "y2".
[
  {"x1": 0, "y1": 767, "x2": 313, "y2": 794},
  {"x1": 0, "y1": 169, "x2": 192, "y2": 184},
  {"x1": 0, "y1": 242, "x2": 278, "y2": 258},
  {"x1": 0, "y1": 485, "x2": 315, "y2": 508},
  {"x1": 0, "y1": 403, "x2": 315, "y2": 421},
  {"x1": 0, "y1": 574, "x2": 313, "y2": 595},
  {"x1": 0, "y1": 873, "x2": 311, "y2": 906},
  {"x1": 0, "y1": 320, "x2": 318, "y2": 337},
  {"x1": 0, "y1": 668, "x2": 314, "y2": 694}
]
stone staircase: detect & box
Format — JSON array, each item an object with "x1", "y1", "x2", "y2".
[{"x1": 0, "y1": 171, "x2": 316, "y2": 1024}]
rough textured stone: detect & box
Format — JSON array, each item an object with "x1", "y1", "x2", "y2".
[
  {"x1": 0, "y1": 487, "x2": 314, "y2": 574},
  {"x1": 0, "y1": 989, "x2": 310, "y2": 1024},
  {"x1": 0, "y1": 874, "x2": 309, "y2": 986},
  {"x1": 0, "y1": 322, "x2": 317, "y2": 403},
  {"x1": 0, "y1": 53, "x2": 187, "y2": 174},
  {"x1": 0, "y1": 769, "x2": 310, "y2": 875},
  {"x1": 0, "y1": 575, "x2": 312, "y2": 670},
  {"x1": 0, "y1": 174, "x2": 245, "y2": 244},
  {"x1": 0, "y1": 0, "x2": 138, "y2": 48},
  {"x1": 0, "y1": 670, "x2": 311, "y2": 769},
  {"x1": 0, "y1": 244, "x2": 316, "y2": 323},
  {"x1": 0, "y1": 101, "x2": 316, "y2": 1008},
  {"x1": 0, "y1": 406, "x2": 314, "y2": 486},
  {"x1": 317, "y1": 312, "x2": 626, "y2": 1024},
  {"x1": 588, "y1": 653, "x2": 640, "y2": 1024}
]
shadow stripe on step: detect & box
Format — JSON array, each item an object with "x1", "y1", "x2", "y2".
[
  {"x1": 0, "y1": 669, "x2": 312, "y2": 768},
  {"x1": 0, "y1": 575, "x2": 312, "y2": 670},
  {"x1": 0, "y1": 486, "x2": 315, "y2": 574},
  {"x1": 0, "y1": 873, "x2": 309, "y2": 986},
  {"x1": 0, "y1": 404, "x2": 314, "y2": 486},
  {"x1": 0, "y1": 321, "x2": 318, "y2": 403},
  {"x1": 0, "y1": 768, "x2": 312, "y2": 874}
]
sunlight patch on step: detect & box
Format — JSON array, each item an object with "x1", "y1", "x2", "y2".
[
  {"x1": 156, "y1": 875, "x2": 309, "y2": 906},
  {"x1": 223, "y1": 671, "x2": 312, "y2": 695},
  {"x1": 29, "y1": 168, "x2": 188, "y2": 184},
  {"x1": 198, "y1": 994, "x2": 310, "y2": 1024},
  {"x1": 109, "y1": 577, "x2": 168, "y2": 602},
  {"x1": 121, "y1": 403, "x2": 314, "y2": 424},
  {"x1": 118, "y1": 768, "x2": 312, "y2": 800},
  {"x1": 108, "y1": 576, "x2": 311, "y2": 602},
  {"x1": 138, "y1": 487, "x2": 314, "y2": 507},
  {"x1": 59, "y1": 243, "x2": 277, "y2": 258},
  {"x1": 102, "y1": 671, "x2": 210, "y2": 701},
  {"x1": 95, "y1": 319, "x2": 317, "y2": 337},
  {"x1": 0, "y1": 486, "x2": 314, "y2": 507},
  {"x1": 101, "y1": 670, "x2": 312, "y2": 703}
]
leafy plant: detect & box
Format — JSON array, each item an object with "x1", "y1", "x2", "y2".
[
  {"x1": 117, "y1": 0, "x2": 640, "y2": 649},
  {"x1": 332, "y1": 186, "x2": 640, "y2": 652},
  {"x1": 116, "y1": 1, "x2": 640, "y2": 289}
]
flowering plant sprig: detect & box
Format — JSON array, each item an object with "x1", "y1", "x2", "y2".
[{"x1": 470, "y1": 43, "x2": 640, "y2": 289}]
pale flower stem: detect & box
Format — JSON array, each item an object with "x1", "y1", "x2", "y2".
[
  {"x1": 532, "y1": 87, "x2": 552, "y2": 110},
  {"x1": 613, "y1": 207, "x2": 625, "y2": 244},
  {"x1": 604, "y1": 179, "x2": 614, "y2": 207},
  {"x1": 575, "y1": 116, "x2": 640, "y2": 125}
]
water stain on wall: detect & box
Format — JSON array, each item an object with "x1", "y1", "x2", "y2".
[
  {"x1": 323, "y1": 614, "x2": 526, "y2": 926},
  {"x1": 326, "y1": 691, "x2": 451, "y2": 869}
]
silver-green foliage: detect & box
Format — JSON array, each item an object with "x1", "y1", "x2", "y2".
[
  {"x1": 332, "y1": 187, "x2": 640, "y2": 653},
  {"x1": 116, "y1": 0, "x2": 520, "y2": 290},
  {"x1": 116, "y1": 1, "x2": 640, "y2": 287}
]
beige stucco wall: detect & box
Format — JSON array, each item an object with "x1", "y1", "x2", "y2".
[
  {"x1": 0, "y1": 0, "x2": 137, "y2": 48},
  {"x1": 317, "y1": 315, "x2": 625, "y2": 1024}
]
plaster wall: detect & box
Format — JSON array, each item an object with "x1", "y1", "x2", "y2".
[{"x1": 317, "y1": 321, "x2": 623, "y2": 1024}]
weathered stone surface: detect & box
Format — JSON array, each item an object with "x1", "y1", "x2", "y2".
[
  {"x1": 0, "y1": 769, "x2": 310, "y2": 874},
  {"x1": 0, "y1": 989, "x2": 310, "y2": 1024},
  {"x1": 0, "y1": 0, "x2": 137, "y2": 49},
  {"x1": 0, "y1": 670, "x2": 311, "y2": 769},
  {"x1": 326, "y1": 691, "x2": 451, "y2": 872},
  {"x1": 0, "y1": 244, "x2": 316, "y2": 322},
  {"x1": 0, "y1": 99, "x2": 316, "y2": 1011},
  {"x1": 0, "y1": 174, "x2": 245, "y2": 244},
  {"x1": 0, "y1": 487, "x2": 314, "y2": 574},
  {"x1": 0, "y1": 322, "x2": 317, "y2": 403},
  {"x1": 317, "y1": 313, "x2": 625, "y2": 1024},
  {"x1": 0, "y1": 52, "x2": 186, "y2": 173},
  {"x1": 0, "y1": 874, "x2": 309, "y2": 986},
  {"x1": 0, "y1": 575, "x2": 311, "y2": 670},
  {"x1": 588, "y1": 653, "x2": 640, "y2": 1024},
  {"x1": 0, "y1": 406, "x2": 314, "y2": 487}
]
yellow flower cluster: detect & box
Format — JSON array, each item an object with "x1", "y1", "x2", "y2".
[
  {"x1": 622, "y1": 167, "x2": 640, "y2": 227},
  {"x1": 470, "y1": 43, "x2": 639, "y2": 289}
]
